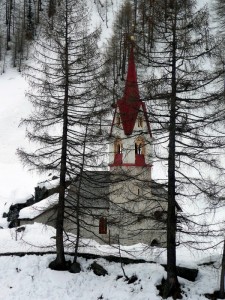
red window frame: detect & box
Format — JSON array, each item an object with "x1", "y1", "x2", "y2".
[{"x1": 99, "y1": 217, "x2": 107, "y2": 234}]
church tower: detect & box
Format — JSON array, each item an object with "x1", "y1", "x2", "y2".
[
  {"x1": 109, "y1": 46, "x2": 152, "y2": 175},
  {"x1": 108, "y1": 47, "x2": 157, "y2": 245}
]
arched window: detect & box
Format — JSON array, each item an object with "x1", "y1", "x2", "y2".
[
  {"x1": 137, "y1": 116, "x2": 143, "y2": 128},
  {"x1": 135, "y1": 137, "x2": 145, "y2": 155},
  {"x1": 151, "y1": 239, "x2": 160, "y2": 247},
  {"x1": 114, "y1": 138, "x2": 122, "y2": 154},
  {"x1": 114, "y1": 138, "x2": 123, "y2": 165},
  {"x1": 117, "y1": 144, "x2": 122, "y2": 154}
]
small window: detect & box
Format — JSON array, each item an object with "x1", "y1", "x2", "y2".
[
  {"x1": 114, "y1": 138, "x2": 122, "y2": 154},
  {"x1": 116, "y1": 114, "x2": 121, "y2": 126},
  {"x1": 135, "y1": 143, "x2": 142, "y2": 154},
  {"x1": 151, "y1": 239, "x2": 160, "y2": 247},
  {"x1": 117, "y1": 143, "x2": 122, "y2": 154},
  {"x1": 135, "y1": 137, "x2": 145, "y2": 155},
  {"x1": 138, "y1": 116, "x2": 143, "y2": 128},
  {"x1": 99, "y1": 217, "x2": 107, "y2": 234}
]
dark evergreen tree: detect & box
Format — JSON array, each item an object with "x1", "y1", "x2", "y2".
[
  {"x1": 104, "y1": 0, "x2": 225, "y2": 297},
  {"x1": 138, "y1": 0, "x2": 224, "y2": 297},
  {"x1": 17, "y1": 0, "x2": 103, "y2": 270},
  {"x1": 25, "y1": 0, "x2": 35, "y2": 40}
]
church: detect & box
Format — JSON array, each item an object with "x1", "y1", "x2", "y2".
[{"x1": 18, "y1": 46, "x2": 169, "y2": 247}]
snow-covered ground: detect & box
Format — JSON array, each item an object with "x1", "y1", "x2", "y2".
[
  {"x1": 0, "y1": 223, "x2": 222, "y2": 300},
  {"x1": 0, "y1": 1, "x2": 223, "y2": 298},
  {"x1": 0, "y1": 0, "x2": 120, "y2": 222},
  {"x1": 0, "y1": 67, "x2": 47, "y2": 222}
]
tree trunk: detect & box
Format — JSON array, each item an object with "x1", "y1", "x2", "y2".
[
  {"x1": 49, "y1": 0, "x2": 69, "y2": 271},
  {"x1": 220, "y1": 240, "x2": 225, "y2": 298},
  {"x1": 163, "y1": 4, "x2": 179, "y2": 298}
]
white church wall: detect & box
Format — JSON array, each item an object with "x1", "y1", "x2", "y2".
[{"x1": 109, "y1": 107, "x2": 152, "y2": 166}]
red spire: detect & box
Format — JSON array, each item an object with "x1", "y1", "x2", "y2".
[
  {"x1": 123, "y1": 46, "x2": 140, "y2": 102},
  {"x1": 117, "y1": 47, "x2": 141, "y2": 135}
]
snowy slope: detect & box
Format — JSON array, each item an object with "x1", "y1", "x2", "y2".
[
  {"x1": 0, "y1": 67, "x2": 47, "y2": 225},
  {"x1": 0, "y1": 223, "x2": 222, "y2": 300},
  {"x1": 0, "y1": 253, "x2": 220, "y2": 300},
  {"x1": 0, "y1": 0, "x2": 121, "y2": 223},
  {"x1": 0, "y1": 1, "x2": 223, "y2": 298}
]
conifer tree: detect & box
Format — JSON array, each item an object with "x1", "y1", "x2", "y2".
[
  {"x1": 105, "y1": 0, "x2": 225, "y2": 297},
  {"x1": 214, "y1": 0, "x2": 225, "y2": 31},
  {"x1": 17, "y1": 0, "x2": 102, "y2": 270},
  {"x1": 138, "y1": 0, "x2": 225, "y2": 296}
]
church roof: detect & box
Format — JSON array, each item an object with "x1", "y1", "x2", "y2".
[
  {"x1": 117, "y1": 47, "x2": 142, "y2": 135},
  {"x1": 67, "y1": 171, "x2": 110, "y2": 209},
  {"x1": 67, "y1": 171, "x2": 168, "y2": 208},
  {"x1": 18, "y1": 172, "x2": 177, "y2": 221}
]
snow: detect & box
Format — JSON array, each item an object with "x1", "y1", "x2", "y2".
[
  {"x1": 37, "y1": 178, "x2": 60, "y2": 190},
  {"x1": 0, "y1": 253, "x2": 219, "y2": 300},
  {"x1": 0, "y1": 255, "x2": 165, "y2": 300},
  {"x1": 0, "y1": 222, "x2": 222, "y2": 300},
  {"x1": 0, "y1": 67, "x2": 46, "y2": 223},
  {"x1": 19, "y1": 194, "x2": 59, "y2": 220},
  {"x1": 0, "y1": 1, "x2": 223, "y2": 298}
]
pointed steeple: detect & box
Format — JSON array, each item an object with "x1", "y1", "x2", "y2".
[
  {"x1": 123, "y1": 46, "x2": 140, "y2": 102},
  {"x1": 117, "y1": 46, "x2": 141, "y2": 135}
]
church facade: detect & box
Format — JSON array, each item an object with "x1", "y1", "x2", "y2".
[{"x1": 18, "y1": 47, "x2": 168, "y2": 247}]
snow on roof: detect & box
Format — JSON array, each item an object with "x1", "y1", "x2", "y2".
[
  {"x1": 19, "y1": 193, "x2": 59, "y2": 220},
  {"x1": 37, "y1": 177, "x2": 60, "y2": 189}
]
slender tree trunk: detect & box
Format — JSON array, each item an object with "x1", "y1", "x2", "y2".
[
  {"x1": 72, "y1": 116, "x2": 94, "y2": 266},
  {"x1": 49, "y1": 0, "x2": 69, "y2": 270},
  {"x1": 73, "y1": 127, "x2": 88, "y2": 264},
  {"x1": 163, "y1": 4, "x2": 179, "y2": 298},
  {"x1": 220, "y1": 240, "x2": 225, "y2": 298}
]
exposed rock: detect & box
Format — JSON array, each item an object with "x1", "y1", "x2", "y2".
[
  {"x1": 16, "y1": 226, "x2": 26, "y2": 232},
  {"x1": 35, "y1": 186, "x2": 48, "y2": 202},
  {"x1": 162, "y1": 264, "x2": 198, "y2": 282},
  {"x1": 127, "y1": 274, "x2": 138, "y2": 284},
  {"x1": 7, "y1": 199, "x2": 34, "y2": 227},
  {"x1": 5, "y1": 178, "x2": 71, "y2": 228},
  {"x1": 49, "y1": 259, "x2": 71, "y2": 271},
  {"x1": 90, "y1": 261, "x2": 108, "y2": 276},
  {"x1": 35, "y1": 180, "x2": 70, "y2": 202},
  {"x1": 69, "y1": 262, "x2": 81, "y2": 274},
  {"x1": 157, "y1": 278, "x2": 182, "y2": 300},
  {"x1": 205, "y1": 290, "x2": 224, "y2": 300}
]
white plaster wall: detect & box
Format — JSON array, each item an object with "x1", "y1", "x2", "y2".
[
  {"x1": 108, "y1": 166, "x2": 167, "y2": 246},
  {"x1": 109, "y1": 107, "x2": 152, "y2": 166}
]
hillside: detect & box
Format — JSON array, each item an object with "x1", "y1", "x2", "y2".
[
  {"x1": 0, "y1": 0, "x2": 224, "y2": 299},
  {"x1": 0, "y1": 223, "x2": 222, "y2": 300}
]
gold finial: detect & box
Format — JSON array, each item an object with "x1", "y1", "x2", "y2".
[{"x1": 130, "y1": 23, "x2": 135, "y2": 45}]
